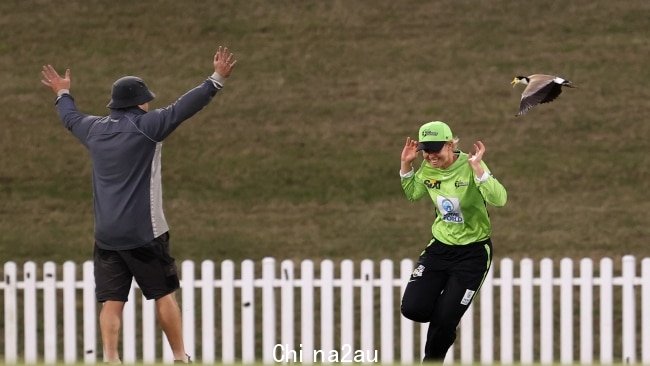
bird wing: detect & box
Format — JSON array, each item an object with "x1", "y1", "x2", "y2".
[
  {"x1": 521, "y1": 76, "x2": 554, "y2": 99},
  {"x1": 517, "y1": 81, "x2": 557, "y2": 116},
  {"x1": 540, "y1": 83, "x2": 563, "y2": 104}
]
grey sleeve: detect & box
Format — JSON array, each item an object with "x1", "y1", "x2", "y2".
[
  {"x1": 55, "y1": 94, "x2": 101, "y2": 146},
  {"x1": 135, "y1": 79, "x2": 222, "y2": 141}
]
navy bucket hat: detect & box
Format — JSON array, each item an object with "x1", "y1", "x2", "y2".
[{"x1": 107, "y1": 76, "x2": 155, "y2": 109}]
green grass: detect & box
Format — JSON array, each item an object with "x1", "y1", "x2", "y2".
[
  {"x1": 0, "y1": 0, "x2": 649, "y2": 264},
  {"x1": 1, "y1": 364, "x2": 631, "y2": 366}
]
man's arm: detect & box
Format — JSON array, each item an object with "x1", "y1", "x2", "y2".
[
  {"x1": 137, "y1": 46, "x2": 238, "y2": 141},
  {"x1": 41, "y1": 65, "x2": 97, "y2": 144}
]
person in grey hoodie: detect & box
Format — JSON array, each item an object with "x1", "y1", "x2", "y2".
[{"x1": 41, "y1": 45, "x2": 237, "y2": 364}]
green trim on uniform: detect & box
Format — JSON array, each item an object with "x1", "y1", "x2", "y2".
[{"x1": 476, "y1": 243, "x2": 492, "y2": 291}]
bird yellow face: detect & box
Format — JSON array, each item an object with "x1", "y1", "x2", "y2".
[{"x1": 511, "y1": 77, "x2": 520, "y2": 87}]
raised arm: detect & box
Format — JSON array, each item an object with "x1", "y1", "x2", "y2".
[
  {"x1": 468, "y1": 141, "x2": 507, "y2": 207},
  {"x1": 137, "y1": 45, "x2": 238, "y2": 141}
]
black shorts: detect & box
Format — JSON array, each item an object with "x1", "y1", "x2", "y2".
[{"x1": 94, "y1": 232, "x2": 180, "y2": 302}]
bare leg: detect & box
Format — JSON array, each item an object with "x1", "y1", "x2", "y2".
[
  {"x1": 156, "y1": 292, "x2": 189, "y2": 362},
  {"x1": 100, "y1": 301, "x2": 125, "y2": 363}
]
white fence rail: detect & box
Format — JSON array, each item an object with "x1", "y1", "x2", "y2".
[{"x1": 2, "y1": 256, "x2": 650, "y2": 364}]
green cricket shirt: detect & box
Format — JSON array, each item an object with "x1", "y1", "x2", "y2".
[{"x1": 401, "y1": 152, "x2": 507, "y2": 245}]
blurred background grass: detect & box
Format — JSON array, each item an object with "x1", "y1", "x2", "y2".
[{"x1": 0, "y1": 0, "x2": 648, "y2": 264}]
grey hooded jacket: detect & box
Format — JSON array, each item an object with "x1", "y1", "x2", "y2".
[{"x1": 54, "y1": 77, "x2": 223, "y2": 250}]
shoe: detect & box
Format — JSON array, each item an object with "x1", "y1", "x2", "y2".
[{"x1": 174, "y1": 354, "x2": 192, "y2": 363}]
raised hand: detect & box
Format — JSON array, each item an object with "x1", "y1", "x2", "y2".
[
  {"x1": 41, "y1": 65, "x2": 71, "y2": 94},
  {"x1": 468, "y1": 140, "x2": 486, "y2": 177},
  {"x1": 214, "y1": 46, "x2": 237, "y2": 78},
  {"x1": 401, "y1": 137, "x2": 419, "y2": 164}
]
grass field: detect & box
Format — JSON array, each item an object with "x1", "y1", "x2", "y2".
[
  {"x1": 1, "y1": 1, "x2": 649, "y2": 264},
  {"x1": 0, "y1": 363, "x2": 626, "y2": 366}
]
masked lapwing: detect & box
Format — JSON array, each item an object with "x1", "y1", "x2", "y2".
[{"x1": 511, "y1": 74, "x2": 575, "y2": 116}]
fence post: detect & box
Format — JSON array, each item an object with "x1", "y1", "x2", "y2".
[
  {"x1": 221, "y1": 260, "x2": 235, "y2": 364},
  {"x1": 4, "y1": 262, "x2": 18, "y2": 364},
  {"x1": 23, "y1": 262, "x2": 38, "y2": 363},
  {"x1": 262, "y1": 257, "x2": 276, "y2": 365},
  {"x1": 399, "y1": 259, "x2": 414, "y2": 365},
  {"x1": 280, "y1": 259, "x2": 296, "y2": 362},
  {"x1": 360, "y1": 259, "x2": 374, "y2": 363},
  {"x1": 600, "y1": 257, "x2": 613, "y2": 364},
  {"x1": 123, "y1": 283, "x2": 136, "y2": 363},
  {"x1": 201, "y1": 260, "x2": 216, "y2": 364},
  {"x1": 142, "y1": 290, "x2": 156, "y2": 363},
  {"x1": 43, "y1": 261, "x2": 57, "y2": 364},
  {"x1": 621, "y1": 255, "x2": 636, "y2": 364},
  {"x1": 340, "y1": 260, "x2": 355, "y2": 354},
  {"x1": 320, "y1": 260, "x2": 335, "y2": 364},
  {"x1": 82, "y1": 261, "x2": 97, "y2": 364},
  {"x1": 560, "y1": 258, "x2": 574, "y2": 365},
  {"x1": 379, "y1": 259, "x2": 394, "y2": 364},
  {"x1": 642, "y1": 258, "x2": 650, "y2": 365},
  {"x1": 301, "y1": 260, "x2": 315, "y2": 364},
  {"x1": 539, "y1": 258, "x2": 554, "y2": 365},
  {"x1": 520, "y1": 258, "x2": 534, "y2": 365},
  {"x1": 480, "y1": 264, "x2": 494, "y2": 365},
  {"x1": 500, "y1": 258, "x2": 514, "y2": 365},
  {"x1": 181, "y1": 260, "x2": 196, "y2": 361},
  {"x1": 63, "y1": 261, "x2": 77, "y2": 364},
  {"x1": 241, "y1": 259, "x2": 255, "y2": 364},
  {"x1": 580, "y1": 258, "x2": 594, "y2": 364},
  {"x1": 221, "y1": 260, "x2": 235, "y2": 365}
]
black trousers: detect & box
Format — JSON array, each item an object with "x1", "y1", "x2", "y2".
[{"x1": 401, "y1": 237, "x2": 492, "y2": 362}]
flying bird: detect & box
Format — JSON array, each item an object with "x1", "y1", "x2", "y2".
[{"x1": 511, "y1": 74, "x2": 575, "y2": 116}]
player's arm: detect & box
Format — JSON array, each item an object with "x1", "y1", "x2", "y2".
[
  {"x1": 475, "y1": 166, "x2": 507, "y2": 207},
  {"x1": 401, "y1": 172, "x2": 428, "y2": 202},
  {"x1": 42, "y1": 65, "x2": 96, "y2": 144},
  {"x1": 400, "y1": 137, "x2": 427, "y2": 201},
  {"x1": 139, "y1": 46, "x2": 237, "y2": 141},
  {"x1": 468, "y1": 140, "x2": 507, "y2": 207}
]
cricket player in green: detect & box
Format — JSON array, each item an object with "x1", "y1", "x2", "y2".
[{"x1": 399, "y1": 121, "x2": 507, "y2": 362}]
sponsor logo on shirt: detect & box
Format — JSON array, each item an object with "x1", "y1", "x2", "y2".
[
  {"x1": 437, "y1": 197, "x2": 464, "y2": 223},
  {"x1": 424, "y1": 179, "x2": 441, "y2": 189},
  {"x1": 454, "y1": 180, "x2": 469, "y2": 188}
]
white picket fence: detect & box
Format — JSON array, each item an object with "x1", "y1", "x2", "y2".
[{"x1": 2, "y1": 256, "x2": 650, "y2": 365}]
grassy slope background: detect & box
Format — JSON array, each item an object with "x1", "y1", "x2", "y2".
[{"x1": 0, "y1": 0, "x2": 648, "y2": 264}]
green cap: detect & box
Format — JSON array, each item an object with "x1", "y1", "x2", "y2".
[{"x1": 417, "y1": 121, "x2": 453, "y2": 152}]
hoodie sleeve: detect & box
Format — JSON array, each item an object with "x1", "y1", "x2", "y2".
[
  {"x1": 54, "y1": 94, "x2": 101, "y2": 146},
  {"x1": 400, "y1": 169, "x2": 428, "y2": 202},
  {"x1": 135, "y1": 79, "x2": 223, "y2": 141},
  {"x1": 476, "y1": 162, "x2": 507, "y2": 207}
]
